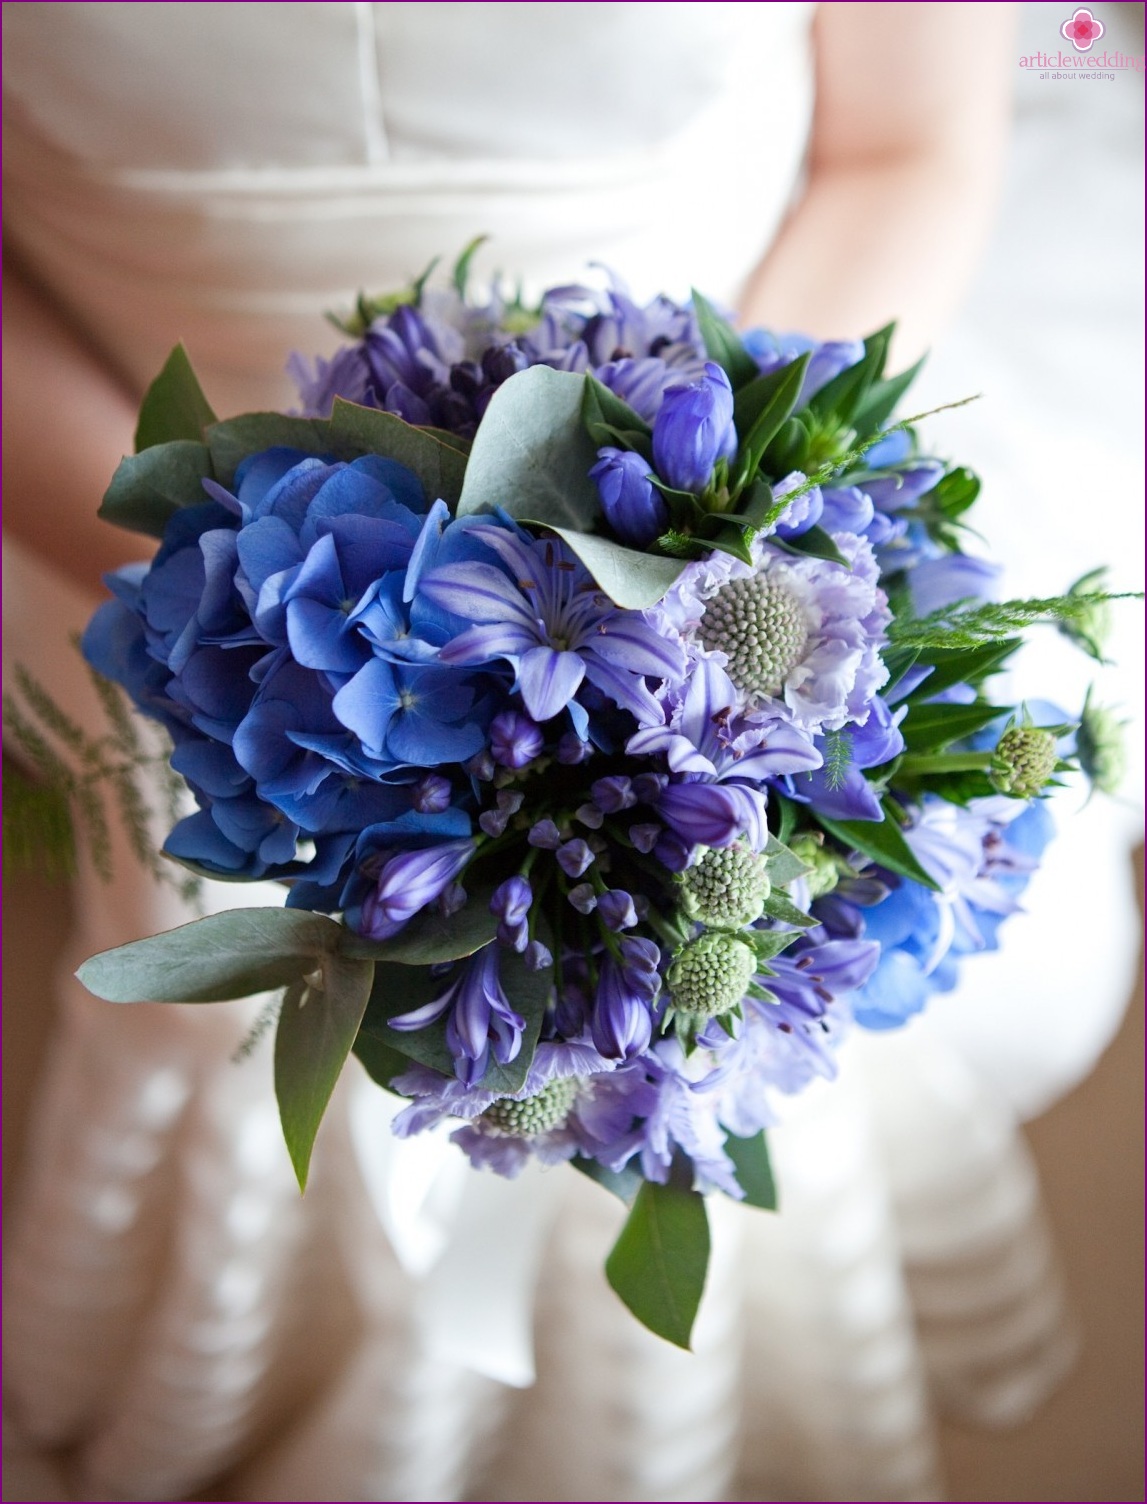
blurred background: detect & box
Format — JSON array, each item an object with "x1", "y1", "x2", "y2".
[{"x1": 4, "y1": 3, "x2": 1142, "y2": 1500}]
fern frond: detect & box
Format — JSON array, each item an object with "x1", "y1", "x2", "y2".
[{"x1": 889, "y1": 591, "x2": 1142, "y2": 651}]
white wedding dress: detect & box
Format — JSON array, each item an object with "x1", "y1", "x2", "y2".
[{"x1": 3, "y1": 6, "x2": 1142, "y2": 1501}]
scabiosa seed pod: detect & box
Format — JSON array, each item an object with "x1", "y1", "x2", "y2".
[
  {"x1": 667, "y1": 932, "x2": 756, "y2": 1018},
  {"x1": 678, "y1": 844, "x2": 771, "y2": 928},
  {"x1": 479, "y1": 1076, "x2": 579, "y2": 1137},
  {"x1": 992, "y1": 726, "x2": 1058, "y2": 798}
]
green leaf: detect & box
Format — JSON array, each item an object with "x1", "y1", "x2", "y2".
[
  {"x1": 901, "y1": 701, "x2": 1005, "y2": 754},
  {"x1": 724, "y1": 1130, "x2": 777, "y2": 1211},
  {"x1": 134, "y1": 344, "x2": 218, "y2": 451},
  {"x1": 763, "y1": 833, "x2": 811, "y2": 887},
  {"x1": 570, "y1": 1155, "x2": 643, "y2": 1206},
  {"x1": 363, "y1": 945, "x2": 551, "y2": 1093},
  {"x1": 99, "y1": 441, "x2": 214, "y2": 538},
  {"x1": 538, "y1": 526, "x2": 688, "y2": 609},
  {"x1": 851, "y1": 354, "x2": 926, "y2": 439},
  {"x1": 904, "y1": 639, "x2": 1021, "y2": 701},
  {"x1": 456, "y1": 367, "x2": 601, "y2": 528},
  {"x1": 275, "y1": 954, "x2": 374, "y2": 1189},
  {"x1": 582, "y1": 374, "x2": 652, "y2": 452},
  {"x1": 351, "y1": 1030, "x2": 410, "y2": 1091},
  {"x1": 76, "y1": 907, "x2": 345, "y2": 1003},
  {"x1": 207, "y1": 413, "x2": 335, "y2": 484},
  {"x1": 690, "y1": 289, "x2": 759, "y2": 389},
  {"x1": 760, "y1": 891, "x2": 817, "y2": 928},
  {"x1": 339, "y1": 891, "x2": 498, "y2": 962},
  {"x1": 746, "y1": 928, "x2": 803, "y2": 962},
  {"x1": 329, "y1": 399, "x2": 468, "y2": 506},
  {"x1": 815, "y1": 808, "x2": 941, "y2": 891},
  {"x1": 771, "y1": 794, "x2": 799, "y2": 848},
  {"x1": 928, "y1": 465, "x2": 981, "y2": 519},
  {"x1": 807, "y1": 324, "x2": 893, "y2": 424},
  {"x1": 776, "y1": 524, "x2": 851, "y2": 568},
  {"x1": 730, "y1": 355, "x2": 810, "y2": 489},
  {"x1": 452, "y1": 234, "x2": 489, "y2": 297},
  {"x1": 605, "y1": 1179, "x2": 711, "y2": 1349}
]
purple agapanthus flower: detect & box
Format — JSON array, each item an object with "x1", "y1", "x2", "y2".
[
  {"x1": 421, "y1": 523, "x2": 686, "y2": 726},
  {"x1": 389, "y1": 943, "x2": 526, "y2": 1084}
]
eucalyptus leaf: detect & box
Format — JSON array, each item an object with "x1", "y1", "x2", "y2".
[
  {"x1": 570, "y1": 1155, "x2": 643, "y2": 1206},
  {"x1": 605, "y1": 1179, "x2": 711, "y2": 1350},
  {"x1": 690, "y1": 289, "x2": 758, "y2": 389},
  {"x1": 77, "y1": 907, "x2": 345, "y2": 1003},
  {"x1": 456, "y1": 366, "x2": 601, "y2": 528},
  {"x1": 724, "y1": 1130, "x2": 778, "y2": 1211},
  {"x1": 135, "y1": 344, "x2": 217, "y2": 451},
  {"x1": 330, "y1": 399, "x2": 468, "y2": 505},
  {"x1": 538, "y1": 526, "x2": 688, "y2": 609},
  {"x1": 99, "y1": 441, "x2": 214, "y2": 538},
  {"x1": 207, "y1": 413, "x2": 336, "y2": 484},
  {"x1": 815, "y1": 808, "x2": 940, "y2": 891},
  {"x1": 275, "y1": 954, "x2": 374, "y2": 1189},
  {"x1": 763, "y1": 833, "x2": 811, "y2": 887},
  {"x1": 339, "y1": 894, "x2": 499, "y2": 963}
]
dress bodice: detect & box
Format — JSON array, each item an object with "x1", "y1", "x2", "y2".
[{"x1": 3, "y1": 1, "x2": 815, "y2": 412}]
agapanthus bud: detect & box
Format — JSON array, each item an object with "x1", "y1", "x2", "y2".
[
  {"x1": 479, "y1": 1077, "x2": 579, "y2": 1137},
  {"x1": 678, "y1": 844, "x2": 771, "y2": 927},
  {"x1": 597, "y1": 889, "x2": 639, "y2": 931},
  {"x1": 479, "y1": 788, "x2": 525, "y2": 838},
  {"x1": 481, "y1": 342, "x2": 529, "y2": 386},
  {"x1": 523, "y1": 939, "x2": 554, "y2": 972},
  {"x1": 556, "y1": 839, "x2": 594, "y2": 878},
  {"x1": 360, "y1": 840, "x2": 475, "y2": 940},
  {"x1": 632, "y1": 772, "x2": 668, "y2": 804},
  {"x1": 574, "y1": 802, "x2": 605, "y2": 830},
  {"x1": 592, "y1": 960, "x2": 654, "y2": 1059},
  {"x1": 557, "y1": 732, "x2": 592, "y2": 765},
  {"x1": 668, "y1": 932, "x2": 756, "y2": 1019},
  {"x1": 652, "y1": 361, "x2": 736, "y2": 494},
  {"x1": 411, "y1": 774, "x2": 452, "y2": 814},
  {"x1": 439, "y1": 880, "x2": 468, "y2": 917},
  {"x1": 589, "y1": 447, "x2": 668, "y2": 548},
  {"x1": 629, "y1": 822, "x2": 662, "y2": 854},
  {"x1": 992, "y1": 726, "x2": 1058, "y2": 798},
  {"x1": 567, "y1": 883, "x2": 597, "y2": 914},
  {"x1": 490, "y1": 710, "x2": 544, "y2": 769},
  {"x1": 528, "y1": 818, "x2": 563, "y2": 849},
  {"x1": 591, "y1": 775, "x2": 636, "y2": 813},
  {"x1": 491, "y1": 876, "x2": 533, "y2": 951}
]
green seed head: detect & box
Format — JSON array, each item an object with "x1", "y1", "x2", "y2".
[
  {"x1": 788, "y1": 835, "x2": 840, "y2": 900},
  {"x1": 1077, "y1": 696, "x2": 1127, "y2": 796},
  {"x1": 993, "y1": 726, "x2": 1058, "y2": 797},
  {"x1": 478, "y1": 1076, "x2": 579, "y2": 1137},
  {"x1": 679, "y1": 844, "x2": 771, "y2": 928},
  {"x1": 698, "y1": 575, "x2": 810, "y2": 699},
  {"x1": 667, "y1": 932, "x2": 756, "y2": 1019}
]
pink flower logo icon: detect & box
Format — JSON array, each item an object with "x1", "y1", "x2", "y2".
[{"x1": 1060, "y1": 7, "x2": 1105, "y2": 48}]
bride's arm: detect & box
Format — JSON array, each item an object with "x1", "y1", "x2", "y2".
[
  {"x1": 3, "y1": 269, "x2": 148, "y2": 595},
  {"x1": 738, "y1": 2, "x2": 1016, "y2": 360}
]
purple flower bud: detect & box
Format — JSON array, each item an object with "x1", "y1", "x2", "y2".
[
  {"x1": 556, "y1": 839, "x2": 594, "y2": 878},
  {"x1": 654, "y1": 828, "x2": 695, "y2": 873},
  {"x1": 591, "y1": 775, "x2": 636, "y2": 813},
  {"x1": 359, "y1": 839, "x2": 475, "y2": 940},
  {"x1": 658, "y1": 782, "x2": 745, "y2": 848},
  {"x1": 411, "y1": 774, "x2": 452, "y2": 814},
  {"x1": 575, "y1": 802, "x2": 604, "y2": 830},
  {"x1": 629, "y1": 822, "x2": 662, "y2": 854},
  {"x1": 597, "y1": 889, "x2": 638, "y2": 931},
  {"x1": 528, "y1": 818, "x2": 563, "y2": 850},
  {"x1": 772, "y1": 473, "x2": 824, "y2": 540},
  {"x1": 592, "y1": 959, "x2": 654, "y2": 1059},
  {"x1": 482, "y1": 341, "x2": 529, "y2": 385},
  {"x1": 632, "y1": 772, "x2": 668, "y2": 805},
  {"x1": 619, "y1": 935, "x2": 663, "y2": 997},
  {"x1": 491, "y1": 875, "x2": 533, "y2": 952},
  {"x1": 567, "y1": 883, "x2": 597, "y2": 914},
  {"x1": 439, "y1": 880, "x2": 469, "y2": 917},
  {"x1": 861, "y1": 463, "x2": 945, "y2": 514},
  {"x1": 490, "y1": 710, "x2": 544, "y2": 769},
  {"x1": 523, "y1": 939, "x2": 553, "y2": 972},
  {"x1": 652, "y1": 361, "x2": 737, "y2": 494},
  {"x1": 589, "y1": 447, "x2": 668, "y2": 549},
  {"x1": 478, "y1": 788, "x2": 526, "y2": 838},
  {"x1": 467, "y1": 750, "x2": 496, "y2": 782},
  {"x1": 557, "y1": 732, "x2": 592, "y2": 765}
]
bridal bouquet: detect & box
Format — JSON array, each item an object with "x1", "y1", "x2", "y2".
[{"x1": 76, "y1": 249, "x2": 1124, "y2": 1347}]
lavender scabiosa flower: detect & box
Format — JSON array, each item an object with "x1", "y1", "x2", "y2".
[
  {"x1": 389, "y1": 943, "x2": 525, "y2": 1085},
  {"x1": 421, "y1": 524, "x2": 686, "y2": 725},
  {"x1": 659, "y1": 529, "x2": 891, "y2": 734},
  {"x1": 589, "y1": 448, "x2": 668, "y2": 548},
  {"x1": 651, "y1": 362, "x2": 737, "y2": 494}
]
